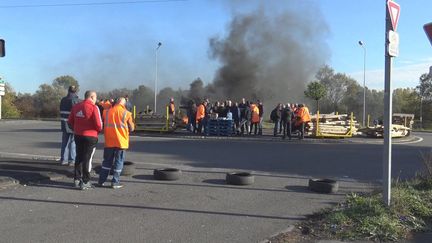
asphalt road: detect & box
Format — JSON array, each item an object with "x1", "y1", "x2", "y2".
[
  {"x1": 0, "y1": 120, "x2": 429, "y2": 181},
  {"x1": 0, "y1": 120, "x2": 430, "y2": 242}
]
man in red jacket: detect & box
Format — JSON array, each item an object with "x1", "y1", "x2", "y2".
[{"x1": 68, "y1": 90, "x2": 103, "y2": 190}]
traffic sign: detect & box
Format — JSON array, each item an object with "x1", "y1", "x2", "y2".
[
  {"x1": 387, "y1": 0, "x2": 400, "y2": 31},
  {"x1": 0, "y1": 83, "x2": 4, "y2": 96},
  {"x1": 424, "y1": 22, "x2": 432, "y2": 47},
  {"x1": 388, "y1": 30, "x2": 399, "y2": 57}
]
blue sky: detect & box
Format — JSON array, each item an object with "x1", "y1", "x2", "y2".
[{"x1": 0, "y1": 0, "x2": 431, "y2": 94}]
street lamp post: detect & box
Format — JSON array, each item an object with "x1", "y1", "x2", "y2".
[
  {"x1": 358, "y1": 41, "x2": 367, "y2": 127},
  {"x1": 154, "y1": 42, "x2": 162, "y2": 113}
]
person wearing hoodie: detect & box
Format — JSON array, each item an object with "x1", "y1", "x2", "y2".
[{"x1": 68, "y1": 90, "x2": 103, "y2": 190}]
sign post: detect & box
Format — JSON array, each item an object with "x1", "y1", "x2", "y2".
[
  {"x1": 383, "y1": 0, "x2": 400, "y2": 206},
  {"x1": 0, "y1": 81, "x2": 4, "y2": 120}
]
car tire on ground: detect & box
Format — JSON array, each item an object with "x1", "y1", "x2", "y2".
[
  {"x1": 308, "y1": 178, "x2": 339, "y2": 193},
  {"x1": 226, "y1": 172, "x2": 255, "y2": 185},
  {"x1": 121, "y1": 161, "x2": 135, "y2": 176},
  {"x1": 153, "y1": 168, "x2": 181, "y2": 181},
  {"x1": 93, "y1": 162, "x2": 135, "y2": 176}
]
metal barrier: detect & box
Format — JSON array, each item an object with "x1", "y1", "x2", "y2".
[{"x1": 133, "y1": 105, "x2": 173, "y2": 132}]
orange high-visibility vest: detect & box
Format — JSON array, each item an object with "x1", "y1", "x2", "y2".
[
  {"x1": 103, "y1": 104, "x2": 135, "y2": 149},
  {"x1": 196, "y1": 104, "x2": 205, "y2": 121},
  {"x1": 296, "y1": 106, "x2": 311, "y2": 125},
  {"x1": 169, "y1": 102, "x2": 175, "y2": 115},
  {"x1": 102, "y1": 101, "x2": 112, "y2": 110},
  {"x1": 251, "y1": 104, "x2": 260, "y2": 123}
]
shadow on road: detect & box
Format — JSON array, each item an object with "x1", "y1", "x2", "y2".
[
  {"x1": 129, "y1": 175, "x2": 321, "y2": 194},
  {"x1": 0, "y1": 159, "x2": 73, "y2": 184},
  {"x1": 0, "y1": 195, "x2": 306, "y2": 221}
]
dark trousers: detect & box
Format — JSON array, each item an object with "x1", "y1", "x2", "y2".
[
  {"x1": 292, "y1": 123, "x2": 306, "y2": 139},
  {"x1": 74, "y1": 135, "x2": 98, "y2": 183},
  {"x1": 197, "y1": 118, "x2": 203, "y2": 134},
  {"x1": 283, "y1": 121, "x2": 292, "y2": 139},
  {"x1": 251, "y1": 122, "x2": 259, "y2": 135}
]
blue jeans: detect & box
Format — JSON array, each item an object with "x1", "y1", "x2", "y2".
[
  {"x1": 98, "y1": 148, "x2": 125, "y2": 184},
  {"x1": 273, "y1": 119, "x2": 280, "y2": 136},
  {"x1": 60, "y1": 132, "x2": 76, "y2": 162}
]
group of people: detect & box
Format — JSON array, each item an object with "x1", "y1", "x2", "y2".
[
  {"x1": 270, "y1": 103, "x2": 311, "y2": 140},
  {"x1": 186, "y1": 98, "x2": 264, "y2": 136},
  {"x1": 59, "y1": 86, "x2": 135, "y2": 190},
  {"x1": 184, "y1": 97, "x2": 311, "y2": 139}
]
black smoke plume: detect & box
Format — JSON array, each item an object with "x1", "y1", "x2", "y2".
[{"x1": 208, "y1": 4, "x2": 330, "y2": 106}]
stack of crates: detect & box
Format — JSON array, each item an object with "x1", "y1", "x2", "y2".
[
  {"x1": 207, "y1": 119, "x2": 234, "y2": 136},
  {"x1": 208, "y1": 119, "x2": 219, "y2": 136}
]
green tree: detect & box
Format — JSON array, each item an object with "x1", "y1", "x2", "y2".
[
  {"x1": 1, "y1": 83, "x2": 21, "y2": 118},
  {"x1": 315, "y1": 65, "x2": 351, "y2": 113},
  {"x1": 417, "y1": 73, "x2": 432, "y2": 100},
  {"x1": 393, "y1": 88, "x2": 419, "y2": 114},
  {"x1": 14, "y1": 93, "x2": 37, "y2": 118},
  {"x1": 34, "y1": 84, "x2": 64, "y2": 117},
  {"x1": 304, "y1": 81, "x2": 327, "y2": 112},
  {"x1": 52, "y1": 75, "x2": 79, "y2": 91},
  {"x1": 416, "y1": 73, "x2": 432, "y2": 128}
]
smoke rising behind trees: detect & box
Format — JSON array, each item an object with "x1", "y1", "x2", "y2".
[{"x1": 207, "y1": 4, "x2": 330, "y2": 105}]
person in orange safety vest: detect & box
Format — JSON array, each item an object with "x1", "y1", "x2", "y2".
[
  {"x1": 168, "y1": 97, "x2": 175, "y2": 115},
  {"x1": 250, "y1": 102, "x2": 260, "y2": 135},
  {"x1": 98, "y1": 97, "x2": 135, "y2": 189},
  {"x1": 196, "y1": 100, "x2": 207, "y2": 134},
  {"x1": 168, "y1": 97, "x2": 176, "y2": 127},
  {"x1": 293, "y1": 104, "x2": 310, "y2": 139}
]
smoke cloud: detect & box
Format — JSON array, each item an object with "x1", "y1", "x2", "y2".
[{"x1": 208, "y1": 4, "x2": 330, "y2": 106}]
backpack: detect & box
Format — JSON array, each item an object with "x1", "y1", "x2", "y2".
[{"x1": 270, "y1": 109, "x2": 277, "y2": 122}]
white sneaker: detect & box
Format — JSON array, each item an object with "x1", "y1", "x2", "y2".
[
  {"x1": 74, "y1": 180, "x2": 81, "y2": 188},
  {"x1": 60, "y1": 161, "x2": 68, "y2": 166}
]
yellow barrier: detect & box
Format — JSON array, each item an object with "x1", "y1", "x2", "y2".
[{"x1": 133, "y1": 105, "x2": 172, "y2": 132}]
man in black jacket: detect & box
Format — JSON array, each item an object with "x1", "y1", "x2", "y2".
[
  {"x1": 281, "y1": 103, "x2": 293, "y2": 140},
  {"x1": 270, "y1": 103, "x2": 282, "y2": 137},
  {"x1": 59, "y1": 85, "x2": 80, "y2": 166},
  {"x1": 257, "y1": 100, "x2": 264, "y2": 135}
]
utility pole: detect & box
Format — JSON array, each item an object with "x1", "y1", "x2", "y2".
[
  {"x1": 383, "y1": 0, "x2": 400, "y2": 206},
  {"x1": 382, "y1": 2, "x2": 393, "y2": 206},
  {"x1": 358, "y1": 41, "x2": 367, "y2": 127},
  {"x1": 154, "y1": 42, "x2": 162, "y2": 113}
]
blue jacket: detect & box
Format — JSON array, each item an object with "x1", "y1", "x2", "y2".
[{"x1": 60, "y1": 92, "x2": 79, "y2": 133}]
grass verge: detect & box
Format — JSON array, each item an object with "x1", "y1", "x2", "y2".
[{"x1": 271, "y1": 177, "x2": 432, "y2": 242}]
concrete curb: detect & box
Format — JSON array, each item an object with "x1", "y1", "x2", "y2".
[
  {"x1": 0, "y1": 152, "x2": 59, "y2": 161},
  {"x1": 136, "y1": 132, "x2": 423, "y2": 145}
]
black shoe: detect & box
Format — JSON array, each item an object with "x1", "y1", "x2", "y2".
[{"x1": 95, "y1": 182, "x2": 105, "y2": 187}]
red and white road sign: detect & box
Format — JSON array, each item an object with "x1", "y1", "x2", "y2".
[
  {"x1": 424, "y1": 22, "x2": 432, "y2": 47},
  {"x1": 387, "y1": 0, "x2": 400, "y2": 31}
]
